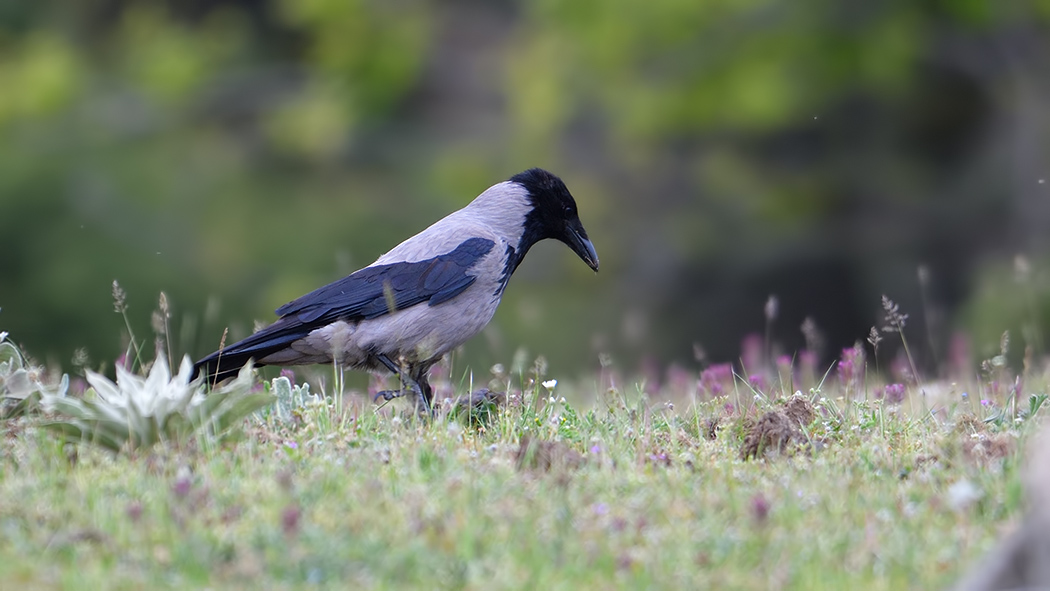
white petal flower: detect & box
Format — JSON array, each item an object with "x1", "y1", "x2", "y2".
[
  {"x1": 542, "y1": 379, "x2": 557, "y2": 390},
  {"x1": 42, "y1": 355, "x2": 270, "y2": 452}
]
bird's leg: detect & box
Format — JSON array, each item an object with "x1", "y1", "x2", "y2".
[
  {"x1": 372, "y1": 354, "x2": 425, "y2": 405},
  {"x1": 412, "y1": 371, "x2": 434, "y2": 416}
]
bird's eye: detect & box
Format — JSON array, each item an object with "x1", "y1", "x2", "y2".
[{"x1": 564, "y1": 205, "x2": 574, "y2": 215}]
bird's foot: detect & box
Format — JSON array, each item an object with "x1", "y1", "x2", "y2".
[
  {"x1": 373, "y1": 381, "x2": 425, "y2": 404},
  {"x1": 373, "y1": 389, "x2": 407, "y2": 403}
]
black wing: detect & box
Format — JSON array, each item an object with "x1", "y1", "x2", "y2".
[{"x1": 193, "y1": 237, "x2": 495, "y2": 381}]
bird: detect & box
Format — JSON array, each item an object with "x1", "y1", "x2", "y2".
[{"x1": 192, "y1": 168, "x2": 599, "y2": 413}]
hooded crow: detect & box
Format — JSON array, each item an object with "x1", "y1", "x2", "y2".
[{"x1": 192, "y1": 168, "x2": 599, "y2": 412}]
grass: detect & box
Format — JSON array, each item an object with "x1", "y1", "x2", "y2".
[
  {"x1": 0, "y1": 352, "x2": 1037, "y2": 590},
  {"x1": 0, "y1": 289, "x2": 1037, "y2": 589}
]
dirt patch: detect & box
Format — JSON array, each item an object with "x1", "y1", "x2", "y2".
[
  {"x1": 740, "y1": 395, "x2": 815, "y2": 460},
  {"x1": 783, "y1": 396, "x2": 816, "y2": 426}
]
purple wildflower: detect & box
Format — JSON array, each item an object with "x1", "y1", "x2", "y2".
[
  {"x1": 741, "y1": 333, "x2": 764, "y2": 373},
  {"x1": 799, "y1": 350, "x2": 817, "y2": 375},
  {"x1": 647, "y1": 452, "x2": 670, "y2": 466},
  {"x1": 748, "y1": 374, "x2": 768, "y2": 393},
  {"x1": 126, "y1": 501, "x2": 143, "y2": 523},
  {"x1": 890, "y1": 351, "x2": 913, "y2": 384},
  {"x1": 798, "y1": 349, "x2": 818, "y2": 388},
  {"x1": 948, "y1": 332, "x2": 972, "y2": 378},
  {"x1": 882, "y1": 383, "x2": 906, "y2": 404},
  {"x1": 751, "y1": 494, "x2": 770, "y2": 524},
  {"x1": 69, "y1": 378, "x2": 88, "y2": 396},
  {"x1": 639, "y1": 356, "x2": 662, "y2": 393},
  {"x1": 281, "y1": 504, "x2": 301, "y2": 537},
  {"x1": 700, "y1": 363, "x2": 734, "y2": 398},
  {"x1": 837, "y1": 343, "x2": 865, "y2": 391},
  {"x1": 664, "y1": 364, "x2": 692, "y2": 397},
  {"x1": 172, "y1": 476, "x2": 191, "y2": 499}
]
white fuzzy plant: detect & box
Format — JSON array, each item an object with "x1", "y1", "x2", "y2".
[
  {"x1": 0, "y1": 331, "x2": 68, "y2": 418},
  {"x1": 42, "y1": 356, "x2": 274, "y2": 453},
  {"x1": 267, "y1": 375, "x2": 323, "y2": 424}
]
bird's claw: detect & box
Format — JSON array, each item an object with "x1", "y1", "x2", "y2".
[
  {"x1": 373, "y1": 380, "x2": 423, "y2": 403},
  {"x1": 373, "y1": 389, "x2": 405, "y2": 403}
]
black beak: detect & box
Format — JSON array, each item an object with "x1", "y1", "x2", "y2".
[{"x1": 567, "y1": 225, "x2": 600, "y2": 272}]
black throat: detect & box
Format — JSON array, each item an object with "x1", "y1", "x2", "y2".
[{"x1": 493, "y1": 168, "x2": 577, "y2": 296}]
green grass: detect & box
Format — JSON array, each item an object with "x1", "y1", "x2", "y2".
[{"x1": 0, "y1": 366, "x2": 1033, "y2": 590}]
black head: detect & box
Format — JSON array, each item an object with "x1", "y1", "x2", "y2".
[{"x1": 511, "y1": 168, "x2": 599, "y2": 271}]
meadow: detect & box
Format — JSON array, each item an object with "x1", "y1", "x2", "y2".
[{"x1": 0, "y1": 300, "x2": 1037, "y2": 590}]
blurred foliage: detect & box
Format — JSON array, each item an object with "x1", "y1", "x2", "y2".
[{"x1": 1, "y1": 0, "x2": 1050, "y2": 379}]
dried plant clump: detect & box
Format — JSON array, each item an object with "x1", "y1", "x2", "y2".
[
  {"x1": 953, "y1": 414, "x2": 986, "y2": 436},
  {"x1": 962, "y1": 434, "x2": 1015, "y2": 466},
  {"x1": 447, "y1": 388, "x2": 506, "y2": 411},
  {"x1": 783, "y1": 395, "x2": 815, "y2": 426},
  {"x1": 741, "y1": 395, "x2": 815, "y2": 460},
  {"x1": 741, "y1": 412, "x2": 798, "y2": 460}
]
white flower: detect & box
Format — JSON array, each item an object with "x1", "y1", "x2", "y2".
[
  {"x1": 41, "y1": 355, "x2": 268, "y2": 452},
  {"x1": 83, "y1": 356, "x2": 203, "y2": 418},
  {"x1": 542, "y1": 379, "x2": 557, "y2": 390}
]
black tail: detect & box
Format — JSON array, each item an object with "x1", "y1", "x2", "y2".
[
  {"x1": 192, "y1": 348, "x2": 260, "y2": 384},
  {"x1": 192, "y1": 317, "x2": 311, "y2": 384}
]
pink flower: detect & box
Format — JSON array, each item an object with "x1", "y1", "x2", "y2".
[
  {"x1": 881, "y1": 383, "x2": 906, "y2": 404},
  {"x1": 741, "y1": 333, "x2": 765, "y2": 372}
]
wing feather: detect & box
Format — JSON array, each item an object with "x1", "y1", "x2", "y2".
[{"x1": 193, "y1": 237, "x2": 496, "y2": 381}]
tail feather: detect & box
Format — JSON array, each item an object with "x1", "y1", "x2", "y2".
[{"x1": 192, "y1": 318, "x2": 311, "y2": 383}]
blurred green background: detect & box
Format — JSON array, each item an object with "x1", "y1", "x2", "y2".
[{"x1": 2, "y1": 0, "x2": 1050, "y2": 379}]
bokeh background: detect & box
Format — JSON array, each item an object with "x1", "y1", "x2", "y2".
[{"x1": 2, "y1": 0, "x2": 1050, "y2": 382}]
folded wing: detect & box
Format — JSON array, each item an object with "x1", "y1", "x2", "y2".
[{"x1": 193, "y1": 237, "x2": 495, "y2": 381}]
